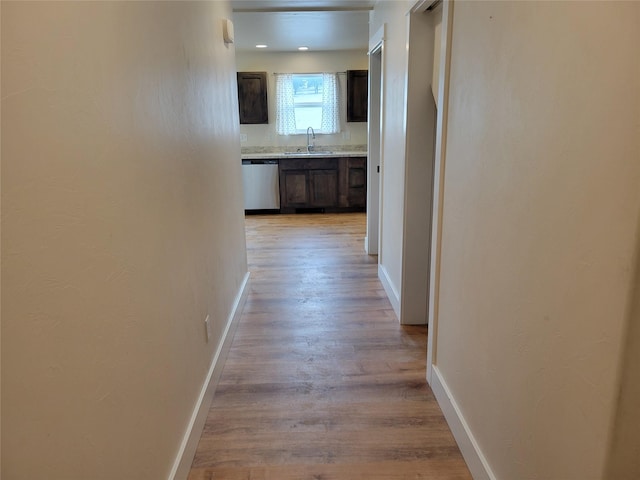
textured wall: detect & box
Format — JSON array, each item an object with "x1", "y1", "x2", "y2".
[
  {"x1": 435, "y1": 2, "x2": 640, "y2": 479},
  {"x1": 1, "y1": 1, "x2": 247, "y2": 478}
]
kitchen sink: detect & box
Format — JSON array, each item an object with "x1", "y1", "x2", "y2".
[{"x1": 284, "y1": 150, "x2": 334, "y2": 155}]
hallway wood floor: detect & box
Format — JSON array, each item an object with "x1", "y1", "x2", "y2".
[{"x1": 188, "y1": 213, "x2": 471, "y2": 480}]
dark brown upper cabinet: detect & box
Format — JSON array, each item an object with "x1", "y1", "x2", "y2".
[
  {"x1": 237, "y1": 72, "x2": 268, "y2": 124},
  {"x1": 347, "y1": 70, "x2": 368, "y2": 123}
]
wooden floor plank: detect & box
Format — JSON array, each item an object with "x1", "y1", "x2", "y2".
[{"x1": 188, "y1": 213, "x2": 471, "y2": 479}]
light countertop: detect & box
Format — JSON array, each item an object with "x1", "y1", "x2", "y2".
[{"x1": 242, "y1": 151, "x2": 367, "y2": 160}]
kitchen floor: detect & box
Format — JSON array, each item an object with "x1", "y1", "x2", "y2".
[{"x1": 188, "y1": 213, "x2": 471, "y2": 480}]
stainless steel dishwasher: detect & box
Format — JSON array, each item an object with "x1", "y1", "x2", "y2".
[{"x1": 241, "y1": 159, "x2": 280, "y2": 211}]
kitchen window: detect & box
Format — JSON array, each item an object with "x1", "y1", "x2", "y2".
[{"x1": 275, "y1": 73, "x2": 340, "y2": 135}]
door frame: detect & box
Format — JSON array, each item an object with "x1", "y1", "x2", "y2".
[
  {"x1": 399, "y1": 1, "x2": 440, "y2": 326},
  {"x1": 365, "y1": 25, "x2": 385, "y2": 257},
  {"x1": 424, "y1": 0, "x2": 453, "y2": 384}
]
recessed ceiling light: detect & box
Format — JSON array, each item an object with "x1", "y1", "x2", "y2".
[
  {"x1": 298, "y1": 46, "x2": 309, "y2": 51},
  {"x1": 256, "y1": 44, "x2": 268, "y2": 48}
]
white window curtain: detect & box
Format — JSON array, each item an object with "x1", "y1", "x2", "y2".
[
  {"x1": 275, "y1": 74, "x2": 296, "y2": 135},
  {"x1": 275, "y1": 72, "x2": 341, "y2": 135},
  {"x1": 321, "y1": 73, "x2": 340, "y2": 134}
]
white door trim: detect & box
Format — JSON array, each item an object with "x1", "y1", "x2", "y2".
[
  {"x1": 426, "y1": 0, "x2": 454, "y2": 384},
  {"x1": 366, "y1": 24, "x2": 386, "y2": 257},
  {"x1": 399, "y1": 2, "x2": 440, "y2": 325}
]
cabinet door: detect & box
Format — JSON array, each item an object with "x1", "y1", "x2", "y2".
[
  {"x1": 282, "y1": 170, "x2": 308, "y2": 207},
  {"x1": 309, "y1": 170, "x2": 338, "y2": 207},
  {"x1": 237, "y1": 72, "x2": 268, "y2": 124},
  {"x1": 347, "y1": 158, "x2": 367, "y2": 207},
  {"x1": 347, "y1": 70, "x2": 368, "y2": 123}
]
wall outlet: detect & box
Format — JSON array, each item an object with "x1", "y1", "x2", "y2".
[
  {"x1": 204, "y1": 314, "x2": 212, "y2": 342},
  {"x1": 240, "y1": 133, "x2": 248, "y2": 142}
]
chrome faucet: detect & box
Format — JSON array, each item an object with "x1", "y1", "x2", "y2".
[{"x1": 306, "y1": 126, "x2": 315, "y2": 153}]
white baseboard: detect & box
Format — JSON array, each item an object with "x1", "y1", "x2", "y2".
[
  {"x1": 378, "y1": 263, "x2": 400, "y2": 319},
  {"x1": 431, "y1": 366, "x2": 496, "y2": 480},
  {"x1": 168, "y1": 271, "x2": 250, "y2": 480}
]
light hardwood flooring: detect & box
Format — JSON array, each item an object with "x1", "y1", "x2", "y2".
[{"x1": 188, "y1": 213, "x2": 471, "y2": 480}]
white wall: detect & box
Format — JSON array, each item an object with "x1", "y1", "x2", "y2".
[
  {"x1": 433, "y1": 2, "x2": 640, "y2": 479},
  {"x1": 235, "y1": 50, "x2": 368, "y2": 150},
  {"x1": 0, "y1": 4, "x2": 3, "y2": 470},
  {"x1": 1, "y1": 2, "x2": 248, "y2": 478}
]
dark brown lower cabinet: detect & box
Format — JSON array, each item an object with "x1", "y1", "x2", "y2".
[
  {"x1": 309, "y1": 170, "x2": 339, "y2": 207},
  {"x1": 279, "y1": 156, "x2": 366, "y2": 213},
  {"x1": 346, "y1": 157, "x2": 366, "y2": 207},
  {"x1": 282, "y1": 170, "x2": 308, "y2": 206}
]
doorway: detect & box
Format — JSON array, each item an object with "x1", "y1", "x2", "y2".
[
  {"x1": 366, "y1": 26, "x2": 385, "y2": 257},
  {"x1": 399, "y1": 1, "x2": 442, "y2": 325}
]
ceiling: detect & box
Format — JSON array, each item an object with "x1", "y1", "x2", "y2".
[
  {"x1": 231, "y1": 0, "x2": 376, "y2": 10},
  {"x1": 230, "y1": 0, "x2": 374, "y2": 52}
]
